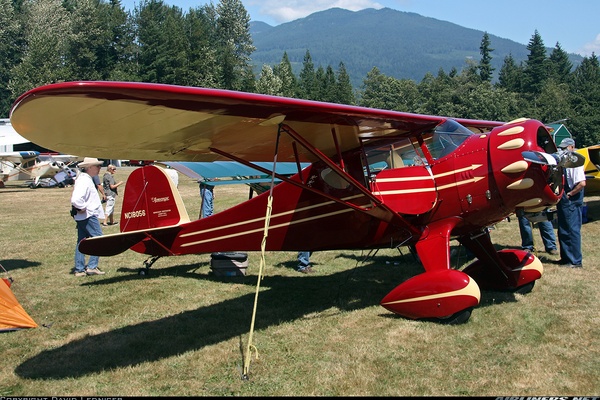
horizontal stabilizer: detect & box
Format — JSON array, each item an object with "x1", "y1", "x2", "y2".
[{"x1": 79, "y1": 226, "x2": 182, "y2": 256}]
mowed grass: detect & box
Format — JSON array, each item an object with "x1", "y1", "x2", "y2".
[{"x1": 0, "y1": 166, "x2": 598, "y2": 396}]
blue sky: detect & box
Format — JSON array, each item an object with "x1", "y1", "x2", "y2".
[{"x1": 120, "y1": 0, "x2": 600, "y2": 57}]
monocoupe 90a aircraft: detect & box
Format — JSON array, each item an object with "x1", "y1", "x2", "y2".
[{"x1": 10, "y1": 81, "x2": 583, "y2": 324}]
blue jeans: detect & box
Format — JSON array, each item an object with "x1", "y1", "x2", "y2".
[
  {"x1": 557, "y1": 191, "x2": 583, "y2": 265},
  {"x1": 200, "y1": 185, "x2": 214, "y2": 218},
  {"x1": 74, "y1": 216, "x2": 103, "y2": 272},
  {"x1": 297, "y1": 251, "x2": 311, "y2": 270},
  {"x1": 517, "y1": 210, "x2": 557, "y2": 252}
]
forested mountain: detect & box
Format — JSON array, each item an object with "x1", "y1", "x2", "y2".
[
  {"x1": 250, "y1": 7, "x2": 582, "y2": 87},
  {"x1": 2, "y1": 0, "x2": 599, "y2": 146}
]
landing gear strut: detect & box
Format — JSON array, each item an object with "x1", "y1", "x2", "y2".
[{"x1": 139, "y1": 255, "x2": 162, "y2": 275}]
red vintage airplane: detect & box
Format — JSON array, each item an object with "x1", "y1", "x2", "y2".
[{"x1": 10, "y1": 81, "x2": 582, "y2": 324}]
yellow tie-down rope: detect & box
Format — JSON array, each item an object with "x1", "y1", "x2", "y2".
[
  {"x1": 242, "y1": 126, "x2": 283, "y2": 380},
  {"x1": 242, "y1": 191, "x2": 273, "y2": 380}
]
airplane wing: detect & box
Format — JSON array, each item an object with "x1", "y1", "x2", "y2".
[
  {"x1": 158, "y1": 161, "x2": 310, "y2": 186},
  {"x1": 10, "y1": 81, "x2": 504, "y2": 164},
  {"x1": 40, "y1": 154, "x2": 81, "y2": 164},
  {"x1": 0, "y1": 151, "x2": 39, "y2": 164}
]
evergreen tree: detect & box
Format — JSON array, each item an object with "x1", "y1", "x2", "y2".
[
  {"x1": 314, "y1": 65, "x2": 326, "y2": 101},
  {"x1": 100, "y1": 0, "x2": 138, "y2": 81},
  {"x1": 535, "y1": 79, "x2": 573, "y2": 123},
  {"x1": 417, "y1": 68, "x2": 457, "y2": 115},
  {"x1": 0, "y1": 0, "x2": 22, "y2": 116},
  {"x1": 335, "y1": 62, "x2": 355, "y2": 105},
  {"x1": 65, "y1": 0, "x2": 106, "y2": 80},
  {"x1": 298, "y1": 50, "x2": 317, "y2": 100},
  {"x1": 135, "y1": 0, "x2": 187, "y2": 84},
  {"x1": 215, "y1": 0, "x2": 255, "y2": 90},
  {"x1": 497, "y1": 53, "x2": 523, "y2": 92},
  {"x1": 360, "y1": 67, "x2": 419, "y2": 112},
  {"x1": 320, "y1": 65, "x2": 336, "y2": 103},
  {"x1": 523, "y1": 30, "x2": 547, "y2": 95},
  {"x1": 273, "y1": 52, "x2": 297, "y2": 98},
  {"x1": 569, "y1": 54, "x2": 600, "y2": 145},
  {"x1": 256, "y1": 64, "x2": 282, "y2": 95},
  {"x1": 183, "y1": 5, "x2": 220, "y2": 87},
  {"x1": 547, "y1": 42, "x2": 573, "y2": 83},
  {"x1": 478, "y1": 32, "x2": 494, "y2": 82},
  {"x1": 8, "y1": 0, "x2": 71, "y2": 98}
]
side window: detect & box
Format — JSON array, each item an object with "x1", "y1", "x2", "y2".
[{"x1": 363, "y1": 137, "x2": 423, "y2": 178}]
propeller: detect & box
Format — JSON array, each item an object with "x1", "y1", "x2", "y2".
[{"x1": 521, "y1": 150, "x2": 585, "y2": 168}]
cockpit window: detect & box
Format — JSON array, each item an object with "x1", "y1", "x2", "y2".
[
  {"x1": 361, "y1": 119, "x2": 472, "y2": 181},
  {"x1": 426, "y1": 119, "x2": 473, "y2": 159}
]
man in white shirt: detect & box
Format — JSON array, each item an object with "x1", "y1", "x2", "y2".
[
  {"x1": 556, "y1": 138, "x2": 586, "y2": 268},
  {"x1": 71, "y1": 157, "x2": 106, "y2": 276}
]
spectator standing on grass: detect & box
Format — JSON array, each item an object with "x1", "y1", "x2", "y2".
[
  {"x1": 516, "y1": 209, "x2": 558, "y2": 255},
  {"x1": 297, "y1": 251, "x2": 314, "y2": 274},
  {"x1": 102, "y1": 164, "x2": 124, "y2": 226},
  {"x1": 92, "y1": 172, "x2": 106, "y2": 204},
  {"x1": 556, "y1": 138, "x2": 586, "y2": 269},
  {"x1": 199, "y1": 181, "x2": 214, "y2": 218},
  {"x1": 71, "y1": 157, "x2": 106, "y2": 277}
]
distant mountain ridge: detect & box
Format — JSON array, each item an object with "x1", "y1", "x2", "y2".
[{"x1": 250, "y1": 7, "x2": 582, "y2": 88}]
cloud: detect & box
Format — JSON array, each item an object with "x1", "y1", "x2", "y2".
[
  {"x1": 578, "y1": 33, "x2": 600, "y2": 57},
  {"x1": 248, "y1": 0, "x2": 384, "y2": 24}
]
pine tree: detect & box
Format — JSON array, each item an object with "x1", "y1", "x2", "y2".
[
  {"x1": 273, "y1": 52, "x2": 297, "y2": 98},
  {"x1": 256, "y1": 64, "x2": 282, "y2": 95},
  {"x1": 547, "y1": 42, "x2": 573, "y2": 83},
  {"x1": 65, "y1": 0, "x2": 106, "y2": 80},
  {"x1": 100, "y1": 0, "x2": 138, "y2": 81},
  {"x1": 335, "y1": 62, "x2": 355, "y2": 105},
  {"x1": 215, "y1": 0, "x2": 255, "y2": 90},
  {"x1": 298, "y1": 50, "x2": 317, "y2": 100},
  {"x1": 320, "y1": 65, "x2": 336, "y2": 102},
  {"x1": 523, "y1": 30, "x2": 547, "y2": 95},
  {"x1": 182, "y1": 5, "x2": 220, "y2": 88},
  {"x1": 478, "y1": 32, "x2": 494, "y2": 82},
  {"x1": 497, "y1": 54, "x2": 523, "y2": 92},
  {"x1": 569, "y1": 54, "x2": 600, "y2": 145}
]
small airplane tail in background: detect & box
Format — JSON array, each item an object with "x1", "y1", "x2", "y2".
[{"x1": 120, "y1": 165, "x2": 190, "y2": 233}]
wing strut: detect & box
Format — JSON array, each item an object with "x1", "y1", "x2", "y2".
[{"x1": 210, "y1": 123, "x2": 420, "y2": 235}]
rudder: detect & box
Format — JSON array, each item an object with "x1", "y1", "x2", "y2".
[{"x1": 120, "y1": 165, "x2": 190, "y2": 232}]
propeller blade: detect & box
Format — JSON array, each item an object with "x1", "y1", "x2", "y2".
[
  {"x1": 522, "y1": 150, "x2": 585, "y2": 168},
  {"x1": 556, "y1": 150, "x2": 586, "y2": 168},
  {"x1": 521, "y1": 151, "x2": 557, "y2": 165}
]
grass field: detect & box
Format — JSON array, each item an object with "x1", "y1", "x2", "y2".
[{"x1": 1, "y1": 166, "x2": 598, "y2": 396}]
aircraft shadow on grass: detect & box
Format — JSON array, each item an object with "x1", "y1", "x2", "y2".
[
  {"x1": 15, "y1": 250, "x2": 522, "y2": 380},
  {"x1": 0, "y1": 258, "x2": 41, "y2": 271}
]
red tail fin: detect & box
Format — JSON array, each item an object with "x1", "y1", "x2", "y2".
[{"x1": 120, "y1": 165, "x2": 190, "y2": 232}]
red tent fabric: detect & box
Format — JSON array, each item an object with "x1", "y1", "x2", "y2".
[{"x1": 0, "y1": 278, "x2": 37, "y2": 332}]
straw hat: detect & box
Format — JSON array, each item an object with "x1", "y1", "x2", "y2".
[{"x1": 79, "y1": 157, "x2": 103, "y2": 167}]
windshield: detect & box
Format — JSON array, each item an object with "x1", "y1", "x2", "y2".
[{"x1": 427, "y1": 119, "x2": 473, "y2": 159}]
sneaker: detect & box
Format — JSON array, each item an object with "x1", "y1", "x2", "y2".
[
  {"x1": 559, "y1": 263, "x2": 582, "y2": 269},
  {"x1": 298, "y1": 266, "x2": 315, "y2": 274},
  {"x1": 74, "y1": 271, "x2": 87, "y2": 277},
  {"x1": 547, "y1": 249, "x2": 559, "y2": 255},
  {"x1": 86, "y1": 268, "x2": 106, "y2": 275}
]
